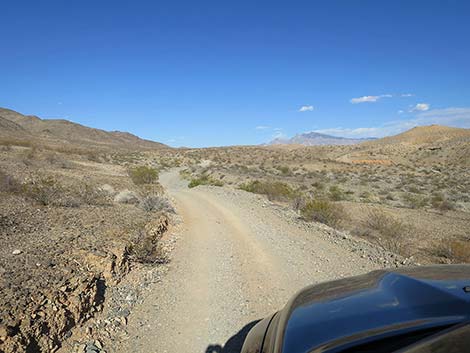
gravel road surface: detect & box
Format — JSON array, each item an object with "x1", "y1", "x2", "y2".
[{"x1": 115, "y1": 170, "x2": 383, "y2": 353}]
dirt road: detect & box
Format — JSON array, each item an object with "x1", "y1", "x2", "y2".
[{"x1": 115, "y1": 170, "x2": 381, "y2": 353}]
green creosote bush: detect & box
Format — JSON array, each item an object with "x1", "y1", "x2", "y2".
[
  {"x1": 239, "y1": 180, "x2": 296, "y2": 201},
  {"x1": 328, "y1": 185, "x2": 346, "y2": 201},
  {"x1": 300, "y1": 199, "x2": 346, "y2": 228},
  {"x1": 128, "y1": 166, "x2": 159, "y2": 185},
  {"x1": 188, "y1": 174, "x2": 224, "y2": 188}
]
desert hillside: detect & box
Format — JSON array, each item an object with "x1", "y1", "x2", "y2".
[
  {"x1": 0, "y1": 107, "x2": 177, "y2": 352},
  {"x1": 177, "y1": 123, "x2": 470, "y2": 265},
  {"x1": 331, "y1": 125, "x2": 470, "y2": 167},
  {"x1": 368, "y1": 125, "x2": 470, "y2": 145},
  {"x1": 0, "y1": 108, "x2": 168, "y2": 151}
]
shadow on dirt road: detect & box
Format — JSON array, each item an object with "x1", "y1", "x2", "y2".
[{"x1": 205, "y1": 320, "x2": 261, "y2": 353}]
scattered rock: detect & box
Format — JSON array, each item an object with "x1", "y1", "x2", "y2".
[{"x1": 100, "y1": 184, "x2": 115, "y2": 195}]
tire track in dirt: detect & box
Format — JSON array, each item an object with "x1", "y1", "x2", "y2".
[{"x1": 114, "y1": 171, "x2": 380, "y2": 353}]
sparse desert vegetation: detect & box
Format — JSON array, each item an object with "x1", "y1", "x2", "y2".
[
  {"x1": 1, "y1": 107, "x2": 470, "y2": 352},
  {"x1": 239, "y1": 180, "x2": 297, "y2": 201},
  {"x1": 173, "y1": 125, "x2": 470, "y2": 266},
  {"x1": 4, "y1": 3, "x2": 470, "y2": 351},
  {"x1": 0, "y1": 108, "x2": 178, "y2": 353},
  {"x1": 300, "y1": 199, "x2": 346, "y2": 228},
  {"x1": 128, "y1": 165, "x2": 159, "y2": 185}
]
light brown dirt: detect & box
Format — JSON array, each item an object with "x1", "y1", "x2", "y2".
[{"x1": 113, "y1": 171, "x2": 383, "y2": 353}]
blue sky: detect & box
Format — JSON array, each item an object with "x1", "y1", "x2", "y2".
[{"x1": 1, "y1": 1, "x2": 469, "y2": 147}]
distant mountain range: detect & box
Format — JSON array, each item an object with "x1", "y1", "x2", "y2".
[{"x1": 268, "y1": 131, "x2": 376, "y2": 146}]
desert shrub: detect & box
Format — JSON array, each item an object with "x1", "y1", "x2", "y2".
[
  {"x1": 407, "y1": 185, "x2": 421, "y2": 193},
  {"x1": 43, "y1": 152, "x2": 72, "y2": 168},
  {"x1": 0, "y1": 170, "x2": 21, "y2": 193},
  {"x1": 2, "y1": 170, "x2": 107, "y2": 206},
  {"x1": 86, "y1": 151, "x2": 103, "y2": 162},
  {"x1": 114, "y1": 190, "x2": 139, "y2": 204},
  {"x1": 430, "y1": 193, "x2": 455, "y2": 211},
  {"x1": 137, "y1": 182, "x2": 165, "y2": 196},
  {"x1": 448, "y1": 241, "x2": 470, "y2": 263},
  {"x1": 360, "y1": 209, "x2": 410, "y2": 253},
  {"x1": 179, "y1": 169, "x2": 191, "y2": 180},
  {"x1": 311, "y1": 181, "x2": 325, "y2": 190},
  {"x1": 276, "y1": 165, "x2": 291, "y2": 176},
  {"x1": 239, "y1": 180, "x2": 296, "y2": 201},
  {"x1": 403, "y1": 193, "x2": 428, "y2": 209},
  {"x1": 44, "y1": 152, "x2": 59, "y2": 164},
  {"x1": 140, "y1": 196, "x2": 175, "y2": 213},
  {"x1": 21, "y1": 176, "x2": 105, "y2": 207},
  {"x1": 129, "y1": 216, "x2": 170, "y2": 264},
  {"x1": 430, "y1": 240, "x2": 454, "y2": 260},
  {"x1": 128, "y1": 166, "x2": 159, "y2": 185},
  {"x1": 432, "y1": 240, "x2": 470, "y2": 263},
  {"x1": 292, "y1": 195, "x2": 308, "y2": 211},
  {"x1": 300, "y1": 199, "x2": 345, "y2": 227},
  {"x1": 188, "y1": 175, "x2": 223, "y2": 188},
  {"x1": 21, "y1": 147, "x2": 38, "y2": 165},
  {"x1": 23, "y1": 176, "x2": 63, "y2": 206},
  {"x1": 75, "y1": 183, "x2": 108, "y2": 206},
  {"x1": 0, "y1": 215, "x2": 11, "y2": 230},
  {"x1": 360, "y1": 190, "x2": 381, "y2": 203},
  {"x1": 364, "y1": 210, "x2": 407, "y2": 238},
  {"x1": 129, "y1": 229, "x2": 168, "y2": 264},
  {"x1": 328, "y1": 185, "x2": 346, "y2": 201}
]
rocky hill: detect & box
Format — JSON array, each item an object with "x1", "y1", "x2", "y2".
[
  {"x1": 367, "y1": 125, "x2": 470, "y2": 146},
  {"x1": 0, "y1": 107, "x2": 167, "y2": 150},
  {"x1": 334, "y1": 125, "x2": 470, "y2": 167},
  {"x1": 269, "y1": 131, "x2": 375, "y2": 146}
]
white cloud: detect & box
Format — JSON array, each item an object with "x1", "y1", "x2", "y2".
[
  {"x1": 350, "y1": 94, "x2": 392, "y2": 104},
  {"x1": 350, "y1": 95, "x2": 381, "y2": 104},
  {"x1": 410, "y1": 103, "x2": 430, "y2": 112},
  {"x1": 350, "y1": 93, "x2": 413, "y2": 104},
  {"x1": 255, "y1": 125, "x2": 270, "y2": 130},
  {"x1": 299, "y1": 105, "x2": 314, "y2": 112},
  {"x1": 314, "y1": 107, "x2": 470, "y2": 138}
]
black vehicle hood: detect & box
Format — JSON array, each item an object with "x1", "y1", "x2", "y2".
[{"x1": 272, "y1": 265, "x2": 470, "y2": 353}]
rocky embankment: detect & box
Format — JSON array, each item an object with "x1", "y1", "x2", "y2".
[{"x1": 0, "y1": 197, "x2": 172, "y2": 353}]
